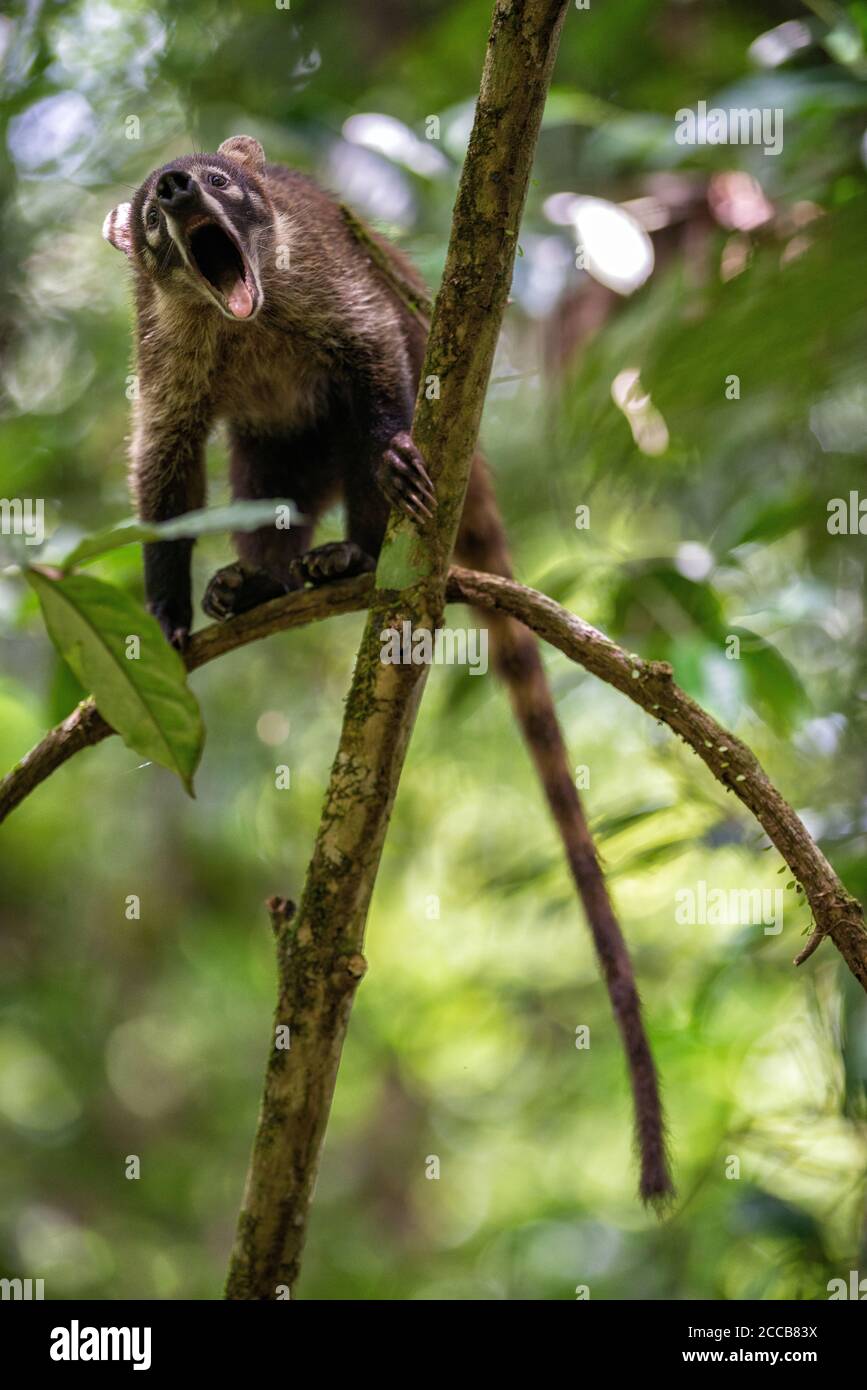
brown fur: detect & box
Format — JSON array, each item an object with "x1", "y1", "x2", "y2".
[{"x1": 106, "y1": 138, "x2": 671, "y2": 1201}]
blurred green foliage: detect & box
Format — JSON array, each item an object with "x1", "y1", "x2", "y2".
[{"x1": 1, "y1": 0, "x2": 866, "y2": 1300}]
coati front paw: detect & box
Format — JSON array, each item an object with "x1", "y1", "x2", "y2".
[
  {"x1": 202, "y1": 562, "x2": 289, "y2": 621},
  {"x1": 289, "y1": 541, "x2": 375, "y2": 587},
  {"x1": 376, "y1": 431, "x2": 437, "y2": 526}
]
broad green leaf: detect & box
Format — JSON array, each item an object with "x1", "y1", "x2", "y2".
[
  {"x1": 722, "y1": 487, "x2": 815, "y2": 551},
  {"x1": 26, "y1": 570, "x2": 204, "y2": 795},
  {"x1": 480, "y1": 853, "x2": 559, "y2": 897},
  {"x1": 736, "y1": 1187, "x2": 823, "y2": 1243},
  {"x1": 610, "y1": 837, "x2": 695, "y2": 875},
  {"x1": 733, "y1": 626, "x2": 810, "y2": 737},
  {"x1": 611, "y1": 562, "x2": 726, "y2": 648},
  {"x1": 46, "y1": 655, "x2": 87, "y2": 726},
  {"x1": 51, "y1": 499, "x2": 301, "y2": 572},
  {"x1": 543, "y1": 87, "x2": 623, "y2": 128},
  {"x1": 591, "y1": 800, "x2": 675, "y2": 841},
  {"x1": 438, "y1": 654, "x2": 490, "y2": 719}
]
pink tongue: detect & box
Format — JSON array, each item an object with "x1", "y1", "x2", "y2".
[{"x1": 227, "y1": 278, "x2": 253, "y2": 318}]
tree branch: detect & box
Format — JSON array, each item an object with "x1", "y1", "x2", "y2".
[
  {"x1": 4, "y1": 566, "x2": 864, "y2": 991},
  {"x1": 223, "y1": 0, "x2": 572, "y2": 1299},
  {"x1": 447, "y1": 567, "x2": 867, "y2": 991}
]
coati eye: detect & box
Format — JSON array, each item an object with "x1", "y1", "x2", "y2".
[
  {"x1": 146, "y1": 206, "x2": 160, "y2": 229},
  {"x1": 208, "y1": 173, "x2": 228, "y2": 188}
]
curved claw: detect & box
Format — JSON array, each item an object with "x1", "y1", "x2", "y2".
[
  {"x1": 377, "y1": 432, "x2": 437, "y2": 526},
  {"x1": 289, "y1": 541, "x2": 375, "y2": 588},
  {"x1": 404, "y1": 491, "x2": 433, "y2": 522}
]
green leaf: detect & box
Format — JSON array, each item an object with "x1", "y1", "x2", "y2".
[
  {"x1": 591, "y1": 800, "x2": 674, "y2": 841},
  {"x1": 731, "y1": 626, "x2": 810, "y2": 737},
  {"x1": 722, "y1": 487, "x2": 815, "y2": 551},
  {"x1": 26, "y1": 570, "x2": 204, "y2": 795},
  {"x1": 50, "y1": 500, "x2": 301, "y2": 572},
  {"x1": 542, "y1": 88, "x2": 623, "y2": 128},
  {"x1": 46, "y1": 655, "x2": 87, "y2": 726},
  {"x1": 611, "y1": 561, "x2": 726, "y2": 648},
  {"x1": 438, "y1": 654, "x2": 490, "y2": 719}
]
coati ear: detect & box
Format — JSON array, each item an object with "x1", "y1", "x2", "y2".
[
  {"x1": 103, "y1": 202, "x2": 134, "y2": 256},
  {"x1": 217, "y1": 135, "x2": 266, "y2": 173}
]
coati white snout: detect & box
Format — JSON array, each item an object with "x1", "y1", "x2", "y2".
[
  {"x1": 104, "y1": 136, "x2": 671, "y2": 1204},
  {"x1": 104, "y1": 136, "x2": 267, "y2": 325}
]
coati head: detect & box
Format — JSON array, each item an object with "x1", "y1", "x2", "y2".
[{"x1": 103, "y1": 136, "x2": 274, "y2": 322}]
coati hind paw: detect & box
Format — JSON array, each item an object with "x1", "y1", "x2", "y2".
[
  {"x1": 376, "y1": 431, "x2": 437, "y2": 526},
  {"x1": 289, "y1": 541, "x2": 375, "y2": 587},
  {"x1": 202, "y1": 563, "x2": 288, "y2": 621},
  {"x1": 148, "y1": 602, "x2": 191, "y2": 653}
]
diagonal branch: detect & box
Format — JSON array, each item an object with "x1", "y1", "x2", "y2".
[{"x1": 223, "y1": 0, "x2": 573, "y2": 1298}]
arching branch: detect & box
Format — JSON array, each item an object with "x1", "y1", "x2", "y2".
[
  {"x1": 448, "y1": 568, "x2": 867, "y2": 991},
  {"x1": 3, "y1": 565, "x2": 864, "y2": 988}
]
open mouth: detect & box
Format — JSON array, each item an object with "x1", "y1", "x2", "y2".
[{"x1": 186, "y1": 218, "x2": 257, "y2": 320}]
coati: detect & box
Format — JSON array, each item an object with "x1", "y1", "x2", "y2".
[{"x1": 104, "y1": 135, "x2": 671, "y2": 1203}]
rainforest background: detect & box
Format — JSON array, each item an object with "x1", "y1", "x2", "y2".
[{"x1": 1, "y1": 0, "x2": 866, "y2": 1299}]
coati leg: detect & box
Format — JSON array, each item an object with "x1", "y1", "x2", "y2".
[
  {"x1": 456, "y1": 454, "x2": 672, "y2": 1204},
  {"x1": 289, "y1": 451, "x2": 387, "y2": 587},
  {"x1": 202, "y1": 424, "x2": 334, "y2": 620},
  {"x1": 134, "y1": 421, "x2": 208, "y2": 651},
  {"x1": 289, "y1": 420, "x2": 430, "y2": 587}
]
